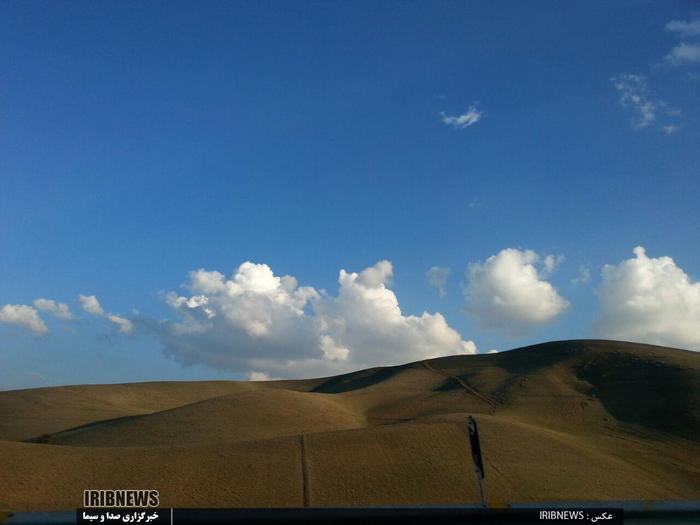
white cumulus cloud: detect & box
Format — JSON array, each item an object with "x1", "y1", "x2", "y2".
[
  {"x1": 33, "y1": 298, "x2": 74, "y2": 320},
  {"x1": 440, "y1": 105, "x2": 484, "y2": 129},
  {"x1": 145, "y1": 260, "x2": 477, "y2": 379},
  {"x1": 0, "y1": 304, "x2": 47, "y2": 335},
  {"x1": 465, "y1": 248, "x2": 569, "y2": 336},
  {"x1": 596, "y1": 246, "x2": 700, "y2": 351},
  {"x1": 426, "y1": 266, "x2": 451, "y2": 297}
]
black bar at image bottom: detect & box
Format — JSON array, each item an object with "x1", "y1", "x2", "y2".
[{"x1": 76, "y1": 507, "x2": 624, "y2": 524}]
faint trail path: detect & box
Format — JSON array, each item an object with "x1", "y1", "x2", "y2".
[
  {"x1": 422, "y1": 361, "x2": 497, "y2": 414},
  {"x1": 299, "y1": 434, "x2": 310, "y2": 507}
]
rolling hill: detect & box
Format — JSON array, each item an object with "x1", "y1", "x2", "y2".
[{"x1": 0, "y1": 339, "x2": 698, "y2": 511}]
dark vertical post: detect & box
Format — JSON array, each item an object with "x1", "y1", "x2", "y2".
[{"x1": 467, "y1": 415, "x2": 487, "y2": 508}]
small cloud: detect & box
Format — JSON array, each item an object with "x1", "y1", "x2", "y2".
[
  {"x1": 665, "y1": 17, "x2": 700, "y2": 37},
  {"x1": 248, "y1": 371, "x2": 272, "y2": 381},
  {"x1": 33, "y1": 298, "x2": 75, "y2": 320},
  {"x1": 79, "y1": 294, "x2": 132, "y2": 334},
  {"x1": 79, "y1": 294, "x2": 104, "y2": 316},
  {"x1": 461, "y1": 340, "x2": 478, "y2": 354},
  {"x1": 664, "y1": 42, "x2": 700, "y2": 65},
  {"x1": 487, "y1": 349, "x2": 499, "y2": 354},
  {"x1": 106, "y1": 314, "x2": 133, "y2": 334},
  {"x1": 440, "y1": 105, "x2": 484, "y2": 129},
  {"x1": 572, "y1": 266, "x2": 592, "y2": 285},
  {"x1": 426, "y1": 266, "x2": 451, "y2": 298},
  {"x1": 0, "y1": 304, "x2": 47, "y2": 335},
  {"x1": 542, "y1": 254, "x2": 565, "y2": 275},
  {"x1": 662, "y1": 124, "x2": 681, "y2": 134},
  {"x1": 27, "y1": 371, "x2": 45, "y2": 381}
]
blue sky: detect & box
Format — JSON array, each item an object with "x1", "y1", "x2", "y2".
[{"x1": 1, "y1": 1, "x2": 699, "y2": 389}]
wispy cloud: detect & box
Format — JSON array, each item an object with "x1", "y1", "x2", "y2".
[
  {"x1": 662, "y1": 16, "x2": 700, "y2": 66},
  {"x1": 662, "y1": 124, "x2": 681, "y2": 134},
  {"x1": 572, "y1": 265, "x2": 591, "y2": 285},
  {"x1": 611, "y1": 74, "x2": 658, "y2": 128},
  {"x1": 611, "y1": 73, "x2": 681, "y2": 132},
  {"x1": 665, "y1": 42, "x2": 700, "y2": 65},
  {"x1": 542, "y1": 254, "x2": 565, "y2": 276},
  {"x1": 440, "y1": 105, "x2": 484, "y2": 129},
  {"x1": 665, "y1": 17, "x2": 700, "y2": 37},
  {"x1": 426, "y1": 266, "x2": 451, "y2": 298}
]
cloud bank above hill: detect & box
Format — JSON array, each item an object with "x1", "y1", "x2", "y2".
[
  {"x1": 597, "y1": 246, "x2": 700, "y2": 350},
  {"x1": 145, "y1": 260, "x2": 477, "y2": 378},
  {"x1": 4, "y1": 246, "x2": 699, "y2": 381}
]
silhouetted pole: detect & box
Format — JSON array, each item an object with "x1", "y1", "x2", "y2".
[{"x1": 467, "y1": 416, "x2": 487, "y2": 508}]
